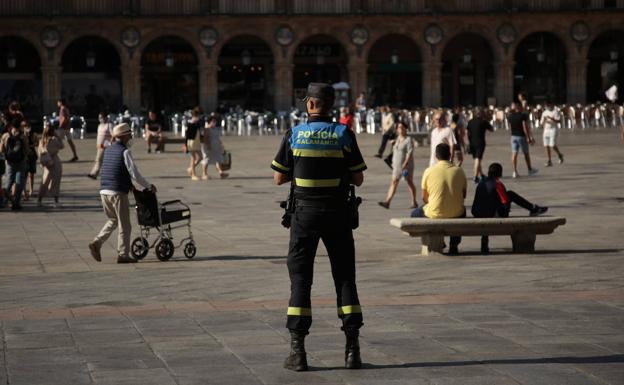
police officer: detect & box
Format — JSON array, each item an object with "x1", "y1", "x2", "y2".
[{"x1": 271, "y1": 83, "x2": 367, "y2": 371}]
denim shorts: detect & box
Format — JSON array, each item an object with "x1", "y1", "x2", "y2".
[{"x1": 511, "y1": 135, "x2": 529, "y2": 154}]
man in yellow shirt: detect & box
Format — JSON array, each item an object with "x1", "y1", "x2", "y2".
[{"x1": 411, "y1": 143, "x2": 467, "y2": 255}]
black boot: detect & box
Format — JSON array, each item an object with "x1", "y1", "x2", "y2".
[
  {"x1": 344, "y1": 329, "x2": 362, "y2": 369},
  {"x1": 284, "y1": 330, "x2": 308, "y2": 371}
]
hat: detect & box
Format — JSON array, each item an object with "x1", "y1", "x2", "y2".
[
  {"x1": 112, "y1": 123, "x2": 132, "y2": 138},
  {"x1": 303, "y1": 83, "x2": 335, "y2": 102}
]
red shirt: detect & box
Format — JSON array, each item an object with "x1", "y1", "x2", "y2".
[
  {"x1": 495, "y1": 179, "x2": 509, "y2": 205},
  {"x1": 339, "y1": 114, "x2": 354, "y2": 131}
]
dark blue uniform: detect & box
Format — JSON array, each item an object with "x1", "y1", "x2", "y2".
[{"x1": 272, "y1": 116, "x2": 367, "y2": 333}]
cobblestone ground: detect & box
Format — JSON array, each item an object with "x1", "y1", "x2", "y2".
[{"x1": 0, "y1": 129, "x2": 623, "y2": 385}]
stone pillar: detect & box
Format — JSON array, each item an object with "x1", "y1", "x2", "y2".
[
  {"x1": 494, "y1": 60, "x2": 515, "y2": 107},
  {"x1": 41, "y1": 65, "x2": 62, "y2": 114},
  {"x1": 120, "y1": 63, "x2": 141, "y2": 113},
  {"x1": 422, "y1": 61, "x2": 442, "y2": 107},
  {"x1": 199, "y1": 63, "x2": 218, "y2": 112},
  {"x1": 567, "y1": 59, "x2": 588, "y2": 104},
  {"x1": 274, "y1": 62, "x2": 293, "y2": 112},
  {"x1": 348, "y1": 61, "x2": 367, "y2": 102}
]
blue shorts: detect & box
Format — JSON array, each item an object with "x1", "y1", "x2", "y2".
[{"x1": 511, "y1": 136, "x2": 529, "y2": 154}]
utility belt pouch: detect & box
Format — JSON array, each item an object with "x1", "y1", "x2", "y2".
[
  {"x1": 347, "y1": 185, "x2": 362, "y2": 230},
  {"x1": 280, "y1": 183, "x2": 295, "y2": 229}
]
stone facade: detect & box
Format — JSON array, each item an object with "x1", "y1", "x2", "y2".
[{"x1": 1, "y1": 11, "x2": 623, "y2": 113}]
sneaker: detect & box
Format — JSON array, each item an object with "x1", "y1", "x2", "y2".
[
  {"x1": 544, "y1": 161, "x2": 553, "y2": 167},
  {"x1": 69, "y1": 156, "x2": 79, "y2": 162},
  {"x1": 530, "y1": 205, "x2": 549, "y2": 217},
  {"x1": 378, "y1": 201, "x2": 390, "y2": 209},
  {"x1": 512, "y1": 171, "x2": 518, "y2": 179},
  {"x1": 117, "y1": 256, "x2": 138, "y2": 264},
  {"x1": 558, "y1": 154, "x2": 564, "y2": 164},
  {"x1": 528, "y1": 168, "x2": 539, "y2": 176},
  {"x1": 88, "y1": 241, "x2": 102, "y2": 262},
  {"x1": 87, "y1": 174, "x2": 97, "y2": 180}
]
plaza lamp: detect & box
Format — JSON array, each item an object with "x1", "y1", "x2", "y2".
[
  {"x1": 463, "y1": 49, "x2": 472, "y2": 64},
  {"x1": 6, "y1": 51, "x2": 16, "y2": 69},
  {"x1": 86, "y1": 49, "x2": 96, "y2": 68},
  {"x1": 241, "y1": 50, "x2": 251, "y2": 66},
  {"x1": 390, "y1": 49, "x2": 399, "y2": 65},
  {"x1": 165, "y1": 51, "x2": 175, "y2": 67}
]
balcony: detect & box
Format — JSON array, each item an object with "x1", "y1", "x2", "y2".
[{"x1": 0, "y1": 0, "x2": 620, "y2": 17}]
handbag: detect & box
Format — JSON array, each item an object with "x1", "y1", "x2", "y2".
[
  {"x1": 220, "y1": 150, "x2": 232, "y2": 170},
  {"x1": 39, "y1": 152, "x2": 53, "y2": 168}
]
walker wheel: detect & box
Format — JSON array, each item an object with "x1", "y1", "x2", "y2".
[
  {"x1": 183, "y1": 242, "x2": 196, "y2": 259},
  {"x1": 130, "y1": 237, "x2": 149, "y2": 260},
  {"x1": 155, "y1": 238, "x2": 174, "y2": 261}
]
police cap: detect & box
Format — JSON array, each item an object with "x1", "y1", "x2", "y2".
[{"x1": 303, "y1": 83, "x2": 335, "y2": 103}]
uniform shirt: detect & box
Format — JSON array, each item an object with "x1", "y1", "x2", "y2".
[
  {"x1": 421, "y1": 160, "x2": 466, "y2": 219},
  {"x1": 271, "y1": 116, "x2": 366, "y2": 200}
]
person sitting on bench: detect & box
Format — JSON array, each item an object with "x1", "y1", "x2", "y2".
[{"x1": 471, "y1": 162, "x2": 548, "y2": 254}]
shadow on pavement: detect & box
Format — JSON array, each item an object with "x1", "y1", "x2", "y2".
[
  {"x1": 458, "y1": 248, "x2": 621, "y2": 256},
  {"x1": 310, "y1": 354, "x2": 624, "y2": 371}
]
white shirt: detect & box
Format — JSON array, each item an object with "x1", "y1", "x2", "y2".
[
  {"x1": 541, "y1": 109, "x2": 560, "y2": 131},
  {"x1": 100, "y1": 148, "x2": 152, "y2": 195},
  {"x1": 96, "y1": 122, "x2": 112, "y2": 147},
  {"x1": 429, "y1": 126, "x2": 457, "y2": 167}
]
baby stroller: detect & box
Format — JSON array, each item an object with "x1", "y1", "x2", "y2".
[{"x1": 131, "y1": 189, "x2": 196, "y2": 261}]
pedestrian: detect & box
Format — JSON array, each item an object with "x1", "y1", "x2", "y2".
[
  {"x1": 375, "y1": 106, "x2": 396, "y2": 158},
  {"x1": 22, "y1": 120, "x2": 38, "y2": 200},
  {"x1": 201, "y1": 116, "x2": 228, "y2": 180},
  {"x1": 88, "y1": 123, "x2": 156, "y2": 264},
  {"x1": 412, "y1": 143, "x2": 467, "y2": 255},
  {"x1": 145, "y1": 110, "x2": 164, "y2": 153},
  {"x1": 472, "y1": 163, "x2": 548, "y2": 254},
  {"x1": 429, "y1": 109, "x2": 457, "y2": 167},
  {"x1": 87, "y1": 112, "x2": 112, "y2": 179},
  {"x1": 507, "y1": 102, "x2": 538, "y2": 178},
  {"x1": 540, "y1": 101, "x2": 564, "y2": 166},
  {"x1": 378, "y1": 121, "x2": 417, "y2": 209},
  {"x1": 0, "y1": 119, "x2": 28, "y2": 210},
  {"x1": 57, "y1": 98, "x2": 79, "y2": 162},
  {"x1": 466, "y1": 107, "x2": 494, "y2": 183},
  {"x1": 339, "y1": 106, "x2": 354, "y2": 131},
  {"x1": 37, "y1": 122, "x2": 64, "y2": 207},
  {"x1": 6, "y1": 101, "x2": 24, "y2": 123},
  {"x1": 186, "y1": 107, "x2": 203, "y2": 181},
  {"x1": 271, "y1": 83, "x2": 366, "y2": 371},
  {"x1": 451, "y1": 107, "x2": 466, "y2": 167}
]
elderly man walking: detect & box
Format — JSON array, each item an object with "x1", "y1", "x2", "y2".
[{"x1": 88, "y1": 123, "x2": 156, "y2": 263}]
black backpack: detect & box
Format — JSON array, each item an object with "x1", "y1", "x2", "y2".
[{"x1": 5, "y1": 135, "x2": 25, "y2": 164}]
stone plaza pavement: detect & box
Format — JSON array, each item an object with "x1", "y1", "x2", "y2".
[{"x1": 0, "y1": 129, "x2": 623, "y2": 385}]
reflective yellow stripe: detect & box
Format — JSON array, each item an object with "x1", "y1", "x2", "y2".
[
  {"x1": 292, "y1": 149, "x2": 344, "y2": 158},
  {"x1": 343, "y1": 145, "x2": 352, "y2": 153},
  {"x1": 295, "y1": 178, "x2": 341, "y2": 188},
  {"x1": 287, "y1": 307, "x2": 312, "y2": 316},
  {"x1": 337, "y1": 305, "x2": 362, "y2": 316},
  {"x1": 349, "y1": 162, "x2": 367, "y2": 171},
  {"x1": 272, "y1": 160, "x2": 290, "y2": 171}
]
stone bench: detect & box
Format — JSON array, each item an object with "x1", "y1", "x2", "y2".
[
  {"x1": 390, "y1": 217, "x2": 566, "y2": 255},
  {"x1": 407, "y1": 132, "x2": 429, "y2": 147}
]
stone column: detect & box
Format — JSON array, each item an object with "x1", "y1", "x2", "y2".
[
  {"x1": 120, "y1": 63, "x2": 141, "y2": 113},
  {"x1": 348, "y1": 61, "x2": 367, "y2": 102},
  {"x1": 41, "y1": 65, "x2": 62, "y2": 114},
  {"x1": 422, "y1": 61, "x2": 442, "y2": 107},
  {"x1": 274, "y1": 62, "x2": 293, "y2": 112},
  {"x1": 199, "y1": 63, "x2": 218, "y2": 112},
  {"x1": 494, "y1": 60, "x2": 515, "y2": 107},
  {"x1": 567, "y1": 59, "x2": 588, "y2": 104}
]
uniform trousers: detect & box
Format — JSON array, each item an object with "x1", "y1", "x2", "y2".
[{"x1": 286, "y1": 204, "x2": 363, "y2": 332}]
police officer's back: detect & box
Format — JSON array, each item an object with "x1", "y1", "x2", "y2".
[{"x1": 272, "y1": 83, "x2": 367, "y2": 371}]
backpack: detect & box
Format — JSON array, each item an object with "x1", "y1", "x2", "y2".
[{"x1": 5, "y1": 135, "x2": 25, "y2": 164}]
